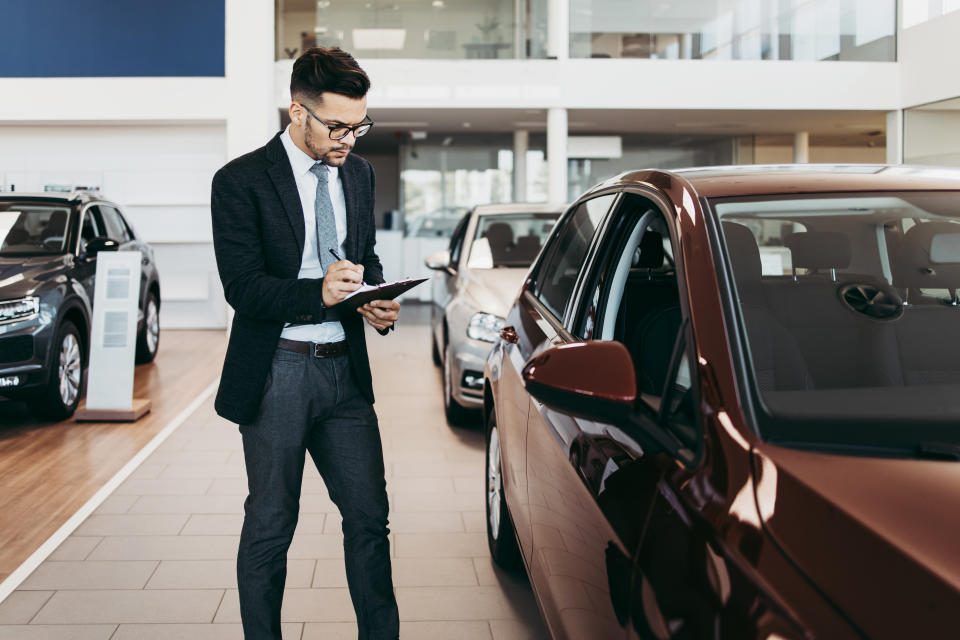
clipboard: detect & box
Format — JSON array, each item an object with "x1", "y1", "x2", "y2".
[{"x1": 328, "y1": 277, "x2": 428, "y2": 313}]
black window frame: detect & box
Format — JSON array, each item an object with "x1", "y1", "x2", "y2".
[
  {"x1": 448, "y1": 212, "x2": 471, "y2": 268},
  {"x1": 532, "y1": 193, "x2": 618, "y2": 323},
  {"x1": 99, "y1": 204, "x2": 133, "y2": 243}
]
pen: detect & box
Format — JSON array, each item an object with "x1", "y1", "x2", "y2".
[{"x1": 329, "y1": 248, "x2": 342, "y2": 262}]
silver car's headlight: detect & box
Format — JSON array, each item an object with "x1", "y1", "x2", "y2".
[
  {"x1": 0, "y1": 296, "x2": 39, "y2": 325},
  {"x1": 467, "y1": 312, "x2": 505, "y2": 343}
]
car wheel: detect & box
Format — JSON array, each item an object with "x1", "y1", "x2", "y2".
[
  {"x1": 135, "y1": 291, "x2": 160, "y2": 364},
  {"x1": 28, "y1": 321, "x2": 84, "y2": 421},
  {"x1": 431, "y1": 329, "x2": 442, "y2": 367},
  {"x1": 485, "y1": 408, "x2": 522, "y2": 569},
  {"x1": 443, "y1": 341, "x2": 469, "y2": 425}
]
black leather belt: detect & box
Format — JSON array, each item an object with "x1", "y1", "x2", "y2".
[{"x1": 277, "y1": 338, "x2": 348, "y2": 358}]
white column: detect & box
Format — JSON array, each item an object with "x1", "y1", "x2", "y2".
[
  {"x1": 793, "y1": 131, "x2": 809, "y2": 163},
  {"x1": 224, "y1": 0, "x2": 279, "y2": 330},
  {"x1": 513, "y1": 129, "x2": 529, "y2": 202},
  {"x1": 225, "y1": 0, "x2": 278, "y2": 163},
  {"x1": 886, "y1": 109, "x2": 904, "y2": 165},
  {"x1": 547, "y1": 0, "x2": 570, "y2": 60},
  {"x1": 547, "y1": 108, "x2": 568, "y2": 203}
]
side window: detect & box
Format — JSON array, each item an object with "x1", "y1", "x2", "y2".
[
  {"x1": 80, "y1": 207, "x2": 105, "y2": 249},
  {"x1": 534, "y1": 194, "x2": 615, "y2": 320},
  {"x1": 448, "y1": 213, "x2": 470, "y2": 266},
  {"x1": 100, "y1": 206, "x2": 132, "y2": 242},
  {"x1": 575, "y1": 195, "x2": 696, "y2": 442}
]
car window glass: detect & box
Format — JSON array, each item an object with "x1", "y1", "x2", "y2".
[
  {"x1": 577, "y1": 196, "x2": 688, "y2": 415},
  {"x1": 100, "y1": 206, "x2": 131, "y2": 242},
  {"x1": 467, "y1": 213, "x2": 560, "y2": 269},
  {"x1": 0, "y1": 204, "x2": 72, "y2": 256},
  {"x1": 80, "y1": 207, "x2": 105, "y2": 250},
  {"x1": 534, "y1": 195, "x2": 614, "y2": 320},
  {"x1": 448, "y1": 213, "x2": 470, "y2": 266}
]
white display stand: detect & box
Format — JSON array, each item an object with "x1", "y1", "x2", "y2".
[{"x1": 75, "y1": 251, "x2": 151, "y2": 422}]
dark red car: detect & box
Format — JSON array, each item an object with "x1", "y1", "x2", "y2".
[{"x1": 482, "y1": 165, "x2": 960, "y2": 639}]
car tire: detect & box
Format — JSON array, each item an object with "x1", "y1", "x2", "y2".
[
  {"x1": 443, "y1": 341, "x2": 470, "y2": 425},
  {"x1": 28, "y1": 321, "x2": 84, "y2": 421},
  {"x1": 135, "y1": 291, "x2": 160, "y2": 364},
  {"x1": 431, "y1": 329, "x2": 442, "y2": 367},
  {"x1": 485, "y1": 408, "x2": 522, "y2": 570}
]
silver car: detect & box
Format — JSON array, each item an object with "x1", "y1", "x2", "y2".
[{"x1": 425, "y1": 203, "x2": 564, "y2": 424}]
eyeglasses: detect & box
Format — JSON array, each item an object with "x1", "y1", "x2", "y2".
[{"x1": 298, "y1": 103, "x2": 373, "y2": 140}]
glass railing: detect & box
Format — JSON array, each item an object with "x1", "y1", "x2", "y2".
[
  {"x1": 276, "y1": 0, "x2": 547, "y2": 60},
  {"x1": 276, "y1": 0, "x2": 897, "y2": 62},
  {"x1": 570, "y1": 0, "x2": 897, "y2": 61}
]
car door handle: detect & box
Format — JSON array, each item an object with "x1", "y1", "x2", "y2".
[{"x1": 500, "y1": 325, "x2": 518, "y2": 344}]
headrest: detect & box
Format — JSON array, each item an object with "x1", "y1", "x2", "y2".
[
  {"x1": 483, "y1": 222, "x2": 514, "y2": 247},
  {"x1": 783, "y1": 231, "x2": 851, "y2": 270},
  {"x1": 721, "y1": 221, "x2": 762, "y2": 284},
  {"x1": 894, "y1": 221, "x2": 960, "y2": 289},
  {"x1": 633, "y1": 230, "x2": 664, "y2": 268}
]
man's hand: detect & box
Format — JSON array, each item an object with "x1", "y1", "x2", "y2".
[
  {"x1": 358, "y1": 299, "x2": 399, "y2": 331},
  {"x1": 322, "y1": 260, "x2": 364, "y2": 307}
]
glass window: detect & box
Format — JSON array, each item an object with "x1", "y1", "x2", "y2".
[
  {"x1": 80, "y1": 207, "x2": 105, "y2": 250},
  {"x1": 713, "y1": 191, "x2": 960, "y2": 454},
  {"x1": 534, "y1": 194, "x2": 614, "y2": 320},
  {"x1": 99, "y1": 206, "x2": 132, "y2": 243},
  {"x1": 448, "y1": 213, "x2": 470, "y2": 266},
  {"x1": 569, "y1": 0, "x2": 896, "y2": 61},
  {"x1": 467, "y1": 212, "x2": 560, "y2": 269},
  {"x1": 0, "y1": 203, "x2": 72, "y2": 256},
  {"x1": 275, "y1": 0, "x2": 540, "y2": 61}
]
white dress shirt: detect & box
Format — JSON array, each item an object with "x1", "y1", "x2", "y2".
[{"x1": 279, "y1": 126, "x2": 348, "y2": 343}]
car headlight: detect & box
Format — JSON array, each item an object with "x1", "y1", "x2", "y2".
[
  {"x1": 0, "y1": 297, "x2": 39, "y2": 325},
  {"x1": 467, "y1": 312, "x2": 505, "y2": 343}
]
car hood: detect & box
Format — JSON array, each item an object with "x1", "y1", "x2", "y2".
[
  {"x1": 0, "y1": 255, "x2": 69, "y2": 298},
  {"x1": 755, "y1": 443, "x2": 960, "y2": 638},
  {"x1": 461, "y1": 268, "x2": 527, "y2": 319}
]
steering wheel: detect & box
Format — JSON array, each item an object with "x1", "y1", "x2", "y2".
[{"x1": 837, "y1": 281, "x2": 904, "y2": 321}]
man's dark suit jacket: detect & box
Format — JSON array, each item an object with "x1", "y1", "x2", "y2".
[{"x1": 210, "y1": 131, "x2": 388, "y2": 425}]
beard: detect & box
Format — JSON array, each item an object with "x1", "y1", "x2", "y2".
[{"x1": 304, "y1": 125, "x2": 353, "y2": 166}]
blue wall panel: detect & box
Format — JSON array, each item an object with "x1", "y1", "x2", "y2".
[{"x1": 1, "y1": 0, "x2": 225, "y2": 77}]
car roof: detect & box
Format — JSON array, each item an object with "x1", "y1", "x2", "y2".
[
  {"x1": 0, "y1": 190, "x2": 104, "y2": 204},
  {"x1": 471, "y1": 202, "x2": 568, "y2": 216},
  {"x1": 591, "y1": 164, "x2": 960, "y2": 199}
]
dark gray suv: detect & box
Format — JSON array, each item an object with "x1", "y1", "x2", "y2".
[{"x1": 0, "y1": 189, "x2": 161, "y2": 420}]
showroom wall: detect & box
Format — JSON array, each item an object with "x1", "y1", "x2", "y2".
[{"x1": 0, "y1": 123, "x2": 228, "y2": 329}]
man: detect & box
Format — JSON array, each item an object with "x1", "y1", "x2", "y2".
[{"x1": 210, "y1": 47, "x2": 400, "y2": 640}]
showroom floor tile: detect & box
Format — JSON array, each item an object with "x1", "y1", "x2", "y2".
[{"x1": 1, "y1": 309, "x2": 549, "y2": 639}]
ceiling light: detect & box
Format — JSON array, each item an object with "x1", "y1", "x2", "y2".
[
  {"x1": 462, "y1": 122, "x2": 472, "y2": 128},
  {"x1": 317, "y1": 0, "x2": 331, "y2": 8},
  {"x1": 432, "y1": 0, "x2": 445, "y2": 7}
]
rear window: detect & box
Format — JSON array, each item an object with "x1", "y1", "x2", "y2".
[
  {"x1": 712, "y1": 192, "x2": 960, "y2": 455},
  {"x1": 0, "y1": 202, "x2": 73, "y2": 256}
]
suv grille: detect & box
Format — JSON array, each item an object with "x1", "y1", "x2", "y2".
[{"x1": 0, "y1": 336, "x2": 33, "y2": 364}]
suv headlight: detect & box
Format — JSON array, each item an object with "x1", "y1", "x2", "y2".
[
  {"x1": 0, "y1": 297, "x2": 39, "y2": 325},
  {"x1": 467, "y1": 312, "x2": 505, "y2": 343}
]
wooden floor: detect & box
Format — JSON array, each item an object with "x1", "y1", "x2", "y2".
[{"x1": 0, "y1": 330, "x2": 227, "y2": 582}]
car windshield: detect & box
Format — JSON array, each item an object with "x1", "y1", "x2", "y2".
[
  {"x1": 467, "y1": 213, "x2": 560, "y2": 269},
  {"x1": 0, "y1": 203, "x2": 73, "y2": 256},
  {"x1": 713, "y1": 191, "x2": 960, "y2": 455}
]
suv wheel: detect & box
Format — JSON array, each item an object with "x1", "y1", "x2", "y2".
[
  {"x1": 29, "y1": 321, "x2": 84, "y2": 421},
  {"x1": 135, "y1": 292, "x2": 160, "y2": 364},
  {"x1": 485, "y1": 408, "x2": 522, "y2": 569}
]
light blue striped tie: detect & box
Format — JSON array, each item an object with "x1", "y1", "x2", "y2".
[{"x1": 310, "y1": 162, "x2": 338, "y2": 274}]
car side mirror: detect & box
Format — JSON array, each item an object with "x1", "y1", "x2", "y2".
[
  {"x1": 522, "y1": 341, "x2": 636, "y2": 423},
  {"x1": 425, "y1": 249, "x2": 452, "y2": 271},
  {"x1": 82, "y1": 237, "x2": 120, "y2": 258}
]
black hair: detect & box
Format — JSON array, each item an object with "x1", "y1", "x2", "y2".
[{"x1": 290, "y1": 47, "x2": 370, "y2": 103}]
